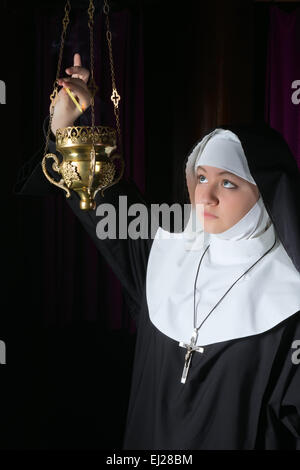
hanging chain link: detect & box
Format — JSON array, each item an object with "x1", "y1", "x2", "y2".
[
  {"x1": 87, "y1": 0, "x2": 96, "y2": 194},
  {"x1": 103, "y1": 0, "x2": 122, "y2": 154},
  {"x1": 44, "y1": 0, "x2": 71, "y2": 158}
]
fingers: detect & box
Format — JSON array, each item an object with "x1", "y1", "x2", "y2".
[
  {"x1": 63, "y1": 52, "x2": 90, "y2": 82},
  {"x1": 58, "y1": 77, "x2": 88, "y2": 91},
  {"x1": 69, "y1": 53, "x2": 83, "y2": 79},
  {"x1": 57, "y1": 77, "x2": 91, "y2": 110},
  {"x1": 65, "y1": 67, "x2": 90, "y2": 83},
  {"x1": 73, "y1": 52, "x2": 82, "y2": 67}
]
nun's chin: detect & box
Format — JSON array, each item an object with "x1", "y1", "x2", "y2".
[{"x1": 202, "y1": 219, "x2": 223, "y2": 234}]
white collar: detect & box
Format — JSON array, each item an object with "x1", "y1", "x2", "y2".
[
  {"x1": 146, "y1": 222, "x2": 300, "y2": 346},
  {"x1": 207, "y1": 219, "x2": 273, "y2": 266}
]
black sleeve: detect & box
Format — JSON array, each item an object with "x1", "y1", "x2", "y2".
[
  {"x1": 15, "y1": 112, "x2": 157, "y2": 324},
  {"x1": 263, "y1": 313, "x2": 300, "y2": 449},
  {"x1": 276, "y1": 321, "x2": 300, "y2": 449}
]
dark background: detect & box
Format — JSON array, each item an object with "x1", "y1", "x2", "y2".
[{"x1": 0, "y1": 0, "x2": 299, "y2": 451}]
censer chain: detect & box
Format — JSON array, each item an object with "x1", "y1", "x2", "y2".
[
  {"x1": 103, "y1": 0, "x2": 122, "y2": 156},
  {"x1": 87, "y1": 0, "x2": 96, "y2": 194},
  {"x1": 44, "y1": 0, "x2": 71, "y2": 159}
]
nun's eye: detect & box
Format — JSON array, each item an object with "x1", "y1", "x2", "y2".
[
  {"x1": 197, "y1": 175, "x2": 205, "y2": 183},
  {"x1": 197, "y1": 175, "x2": 237, "y2": 189},
  {"x1": 223, "y1": 179, "x2": 236, "y2": 189}
]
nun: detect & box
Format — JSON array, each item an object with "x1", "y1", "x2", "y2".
[{"x1": 16, "y1": 112, "x2": 300, "y2": 451}]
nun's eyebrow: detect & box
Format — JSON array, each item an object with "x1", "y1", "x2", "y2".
[{"x1": 196, "y1": 166, "x2": 235, "y2": 177}]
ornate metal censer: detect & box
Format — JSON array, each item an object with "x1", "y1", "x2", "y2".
[
  {"x1": 42, "y1": 0, "x2": 124, "y2": 210},
  {"x1": 42, "y1": 125, "x2": 120, "y2": 210}
]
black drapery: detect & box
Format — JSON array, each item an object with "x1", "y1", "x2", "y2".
[{"x1": 3, "y1": 0, "x2": 300, "y2": 451}]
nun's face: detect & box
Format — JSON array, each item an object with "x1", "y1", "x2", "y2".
[{"x1": 194, "y1": 165, "x2": 260, "y2": 233}]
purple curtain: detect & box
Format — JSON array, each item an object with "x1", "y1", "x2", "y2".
[
  {"x1": 35, "y1": 5, "x2": 144, "y2": 331},
  {"x1": 265, "y1": 5, "x2": 300, "y2": 169}
]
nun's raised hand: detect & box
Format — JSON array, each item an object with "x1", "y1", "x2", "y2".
[{"x1": 50, "y1": 53, "x2": 92, "y2": 135}]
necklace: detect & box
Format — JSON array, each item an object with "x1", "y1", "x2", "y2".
[{"x1": 179, "y1": 233, "x2": 277, "y2": 384}]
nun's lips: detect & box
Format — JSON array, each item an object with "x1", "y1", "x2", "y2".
[{"x1": 204, "y1": 211, "x2": 218, "y2": 218}]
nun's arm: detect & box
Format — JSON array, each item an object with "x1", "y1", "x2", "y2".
[{"x1": 15, "y1": 114, "x2": 154, "y2": 324}]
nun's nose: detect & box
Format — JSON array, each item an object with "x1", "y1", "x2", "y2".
[{"x1": 196, "y1": 186, "x2": 218, "y2": 205}]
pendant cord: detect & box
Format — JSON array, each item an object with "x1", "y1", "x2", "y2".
[{"x1": 193, "y1": 233, "x2": 277, "y2": 334}]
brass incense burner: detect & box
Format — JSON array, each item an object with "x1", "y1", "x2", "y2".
[
  {"x1": 42, "y1": 0, "x2": 124, "y2": 211},
  {"x1": 42, "y1": 125, "x2": 123, "y2": 210}
]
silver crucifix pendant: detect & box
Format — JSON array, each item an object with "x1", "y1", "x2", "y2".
[{"x1": 179, "y1": 329, "x2": 204, "y2": 384}]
